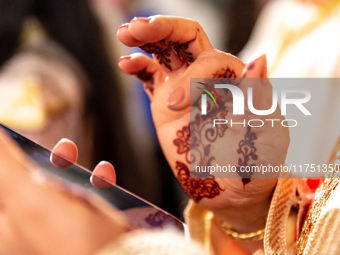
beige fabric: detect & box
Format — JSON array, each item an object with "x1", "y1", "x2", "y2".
[
  {"x1": 303, "y1": 207, "x2": 340, "y2": 255},
  {"x1": 95, "y1": 229, "x2": 206, "y2": 255}
]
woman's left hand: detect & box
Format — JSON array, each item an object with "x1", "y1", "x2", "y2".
[
  {"x1": 0, "y1": 130, "x2": 130, "y2": 255},
  {"x1": 51, "y1": 138, "x2": 117, "y2": 189}
]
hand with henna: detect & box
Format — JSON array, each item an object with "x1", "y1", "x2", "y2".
[
  {"x1": 51, "y1": 16, "x2": 289, "y2": 254},
  {"x1": 116, "y1": 16, "x2": 290, "y2": 254}
]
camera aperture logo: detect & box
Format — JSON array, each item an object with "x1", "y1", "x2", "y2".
[{"x1": 197, "y1": 81, "x2": 312, "y2": 128}]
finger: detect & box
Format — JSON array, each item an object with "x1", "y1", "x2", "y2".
[
  {"x1": 117, "y1": 23, "x2": 143, "y2": 47},
  {"x1": 118, "y1": 53, "x2": 164, "y2": 98},
  {"x1": 90, "y1": 161, "x2": 116, "y2": 189},
  {"x1": 166, "y1": 49, "x2": 245, "y2": 110},
  {"x1": 117, "y1": 16, "x2": 213, "y2": 71},
  {"x1": 0, "y1": 128, "x2": 34, "y2": 169},
  {"x1": 50, "y1": 138, "x2": 78, "y2": 169},
  {"x1": 239, "y1": 54, "x2": 277, "y2": 117},
  {"x1": 139, "y1": 42, "x2": 183, "y2": 72}
]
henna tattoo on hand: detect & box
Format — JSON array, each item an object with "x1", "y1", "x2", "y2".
[
  {"x1": 134, "y1": 68, "x2": 155, "y2": 94},
  {"x1": 136, "y1": 69, "x2": 154, "y2": 83},
  {"x1": 139, "y1": 39, "x2": 195, "y2": 72},
  {"x1": 172, "y1": 66, "x2": 254, "y2": 199},
  {"x1": 176, "y1": 161, "x2": 223, "y2": 202},
  {"x1": 145, "y1": 211, "x2": 173, "y2": 228},
  {"x1": 173, "y1": 125, "x2": 190, "y2": 156},
  {"x1": 213, "y1": 67, "x2": 237, "y2": 79},
  {"x1": 139, "y1": 43, "x2": 172, "y2": 71},
  {"x1": 173, "y1": 120, "x2": 225, "y2": 202},
  {"x1": 159, "y1": 39, "x2": 195, "y2": 62},
  {"x1": 203, "y1": 67, "x2": 239, "y2": 89},
  {"x1": 173, "y1": 42, "x2": 194, "y2": 62},
  {"x1": 236, "y1": 126, "x2": 258, "y2": 187}
]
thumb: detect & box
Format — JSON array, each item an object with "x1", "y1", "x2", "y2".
[
  {"x1": 51, "y1": 139, "x2": 78, "y2": 169},
  {"x1": 90, "y1": 161, "x2": 116, "y2": 189}
]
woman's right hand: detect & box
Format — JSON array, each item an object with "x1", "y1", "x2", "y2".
[
  {"x1": 53, "y1": 16, "x2": 290, "y2": 254},
  {"x1": 116, "y1": 14, "x2": 289, "y2": 233}
]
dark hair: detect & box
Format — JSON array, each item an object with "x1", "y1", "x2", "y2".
[{"x1": 0, "y1": 0, "x2": 140, "y2": 193}]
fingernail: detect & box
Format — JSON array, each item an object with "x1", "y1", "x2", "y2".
[
  {"x1": 97, "y1": 161, "x2": 116, "y2": 182},
  {"x1": 91, "y1": 161, "x2": 116, "y2": 188},
  {"x1": 166, "y1": 86, "x2": 185, "y2": 107},
  {"x1": 51, "y1": 153, "x2": 73, "y2": 169},
  {"x1": 118, "y1": 23, "x2": 129, "y2": 30},
  {"x1": 241, "y1": 61, "x2": 255, "y2": 78},
  {"x1": 132, "y1": 17, "x2": 151, "y2": 23},
  {"x1": 241, "y1": 54, "x2": 268, "y2": 78},
  {"x1": 118, "y1": 55, "x2": 132, "y2": 63}
]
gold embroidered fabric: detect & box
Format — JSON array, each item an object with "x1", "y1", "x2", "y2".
[
  {"x1": 184, "y1": 200, "x2": 215, "y2": 255},
  {"x1": 264, "y1": 176, "x2": 298, "y2": 255},
  {"x1": 297, "y1": 171, "x2": 340, "y2": 254}
]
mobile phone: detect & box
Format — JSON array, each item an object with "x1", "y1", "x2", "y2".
[{"x1": 0, "y1": 123, "x2": 186, "y2": 232}]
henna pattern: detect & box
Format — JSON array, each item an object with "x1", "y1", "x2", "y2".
[
  {"x1": 167, "y1": 41, "x2": 194, "y2": 62},
  {"x1": 159, "y1": 39, "x2": 195, "y2": 62},
  {"x1": 203, "y1": 67, "x2": 239, "y2": 89},
  {"x1": 140, "y1": 40, "x2": 195, "y2": 71},
  {"x1": 213, "y1": 68, "x2": 237, "y2": 79},
  {"x1": 136, "y1": 69, "x2": 154, "y2": 83},
  {"x1": 134, "y1": 68, "x2": 155, "y2": 94},
  {"x1": 176, "y1": 161, "x2": 223, "y2": 203},
  {"x1": 236, "y1": 126, "x2": 258, "y2": 186},
  {"x1": 145, "y1": 211, "x2": 173, "y2": 228},
  {"x1": 173, "y1": 125, "x2": 190, "y2": 156},
  {"x1": 173, "y1": 43, "x2": 194, "y2": 62},
  {"x1": 174, "y1": 96, "x2": 228, "y2": 166},
  {"x1": 172, "y1": 66, "x2": 250, "y2": 200},
  {"x1": 139, "y1": 43, "x2": 172, "y2": 71},
  {"x1": 173, "y1": 118, "x2": 226, "y2": 201}
]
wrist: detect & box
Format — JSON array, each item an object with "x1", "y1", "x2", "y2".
[{"x1": 213, "y1": 181, "x2": 276, "y2": 234}]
